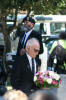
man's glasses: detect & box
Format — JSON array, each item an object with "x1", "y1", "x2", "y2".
[{"x1": 32, "y1": 48, "x2": 40, "y2": 53}]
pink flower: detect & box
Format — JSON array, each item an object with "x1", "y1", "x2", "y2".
[
  {"x1": 52, "y1": 80, "x2": 58, "y2": 85},
  {"x1": 44, "y1": 71, "x2": 49, "y2": 75},
  {"x1": 38, "y1": 77, "x2": 43, "y2": 84}
]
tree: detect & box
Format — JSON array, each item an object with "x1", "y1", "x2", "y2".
[
  {"x1": 20, "y1": 0, "x2": 66, "y2": 15},
  {"x1": 59, "y1": 0, "x2": 66, "y2": 14},
  {"x1": 0, "y1": 0, "x2": 15, "y2": 53},
  {"x1": 0, "y1": 0, "x2": 66, "y2": 54}
]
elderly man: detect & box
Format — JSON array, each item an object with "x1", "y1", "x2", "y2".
[
  {"x1": 16, "y1": 16, "x2": 43, "y2": 67},
  {"x1": 11, "y1": 38, "x2": 40, "y2": 96}
]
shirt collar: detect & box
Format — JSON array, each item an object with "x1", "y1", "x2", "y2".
[
  {"x1": 25, "y1": 29, "x2": 33, "y2": 35},
  {"x1": 26, "y1": 53, "x2": 36, "y2": 73},
  {"x1": 26, "y1": 53, "x2": 32, "y2": 61}
]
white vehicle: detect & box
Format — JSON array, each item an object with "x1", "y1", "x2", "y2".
[{"x1": 34, "y1": 15, "x2": 66, "y2": 35}]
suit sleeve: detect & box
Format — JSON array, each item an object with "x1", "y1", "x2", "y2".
[
  {"x1": 10, "y1": 57, "x2": 22, "y2": 88},
  {"x1": 16, "y1": 37, "x2": 22, "y2": 56}
]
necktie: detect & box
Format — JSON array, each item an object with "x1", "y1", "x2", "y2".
[
  {"x1": 22, "y1": 34, "x2": 26, "y2": 48},
  {"x1": 32, "y1": 58, "x2": 34, "y2": 75}
]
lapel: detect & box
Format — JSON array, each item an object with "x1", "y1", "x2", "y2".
[
  {"x1": 24, "y1": 30, "x2": 34, "y2": 44},
  {"x1": 20, "y1": 30, "x2": 35, "y2": 47},
  {"x1": 20, "y1": 32, "x2": 25, "y2": 44},
  {"x1": 24, "y1": 54, "x2": 38, "y2": 75},
  {"x1": 24, "y1": 54, "x2": 32, "y2": 72},
  {"x1": 28, "y1": 30, "x2": 34, "y2": 38},
  {"x1": 35, "y1": 58, "x2": 38, "y2": 73}
]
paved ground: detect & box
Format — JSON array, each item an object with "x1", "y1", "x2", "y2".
[
  {"x1": 57, "y1": 74, "x2": 66, "y2": 100},
  {"x1": 46, "y1": 74, "x2": 66, "y2": 100}
]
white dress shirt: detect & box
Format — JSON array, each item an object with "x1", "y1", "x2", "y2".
[
  {"x1": 26, "y1": 53, "x2": 36, "y2": 74},
  {"x1": 24, "y1": 29, "x2": 33, "y2": 45}
]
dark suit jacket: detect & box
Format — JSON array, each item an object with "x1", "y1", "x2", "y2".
[
  {"x1": 16, "y1": 30, "x2": 44, "y2": 56},
  {"x1": 11, "y1": 53, "x2": 38, "y2": 94},
  {"x1": 0, "y1": 63, "x2": 7, "y2": 85}
]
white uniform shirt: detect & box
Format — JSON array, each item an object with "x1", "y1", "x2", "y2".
[{"x1": 24, "y1": 29, "x2": 33, "y2": 45}]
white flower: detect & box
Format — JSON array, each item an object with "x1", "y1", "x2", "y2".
[
  {"x1": 34, "y1": 76, "x2": 37, "y2": 81},
  {"x1": 49, "y1": 71, "x2": 55, "y2": 77},
  {"x1": 54, "y1": 73, "x2": 60, "y2": 80},
  {"x1": 47, "y1": 78, "x2": 52, "y2": 84}
]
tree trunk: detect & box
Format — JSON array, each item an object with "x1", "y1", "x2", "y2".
[
  {"x1": 2, "y1": 16, "x2": 11, "y2": 54},
  {"x1": 4, "y1": 34, "x2": 11, "y2": 53}
]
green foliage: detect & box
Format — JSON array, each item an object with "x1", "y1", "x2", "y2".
[
  {"x1": 0, "y1": 0, "x2": 13, "y2": 12},
  {"x1": 0, "y1": 0, "x2": 66, "y2": 15},
  {"x1": 32, "y1": 0, "x2": 63, "y2": 14}
]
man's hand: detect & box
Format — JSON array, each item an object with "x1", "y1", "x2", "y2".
[
  {"x1": 20, "y1": 48, "x2": 26, "y2": 55},
  {"x1": 38, "y1": 66, "x2": 41, "y2": 71}
]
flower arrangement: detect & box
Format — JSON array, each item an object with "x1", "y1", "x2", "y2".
[{"x1": 34, "y1": 71, "x2": 61, "y2": 88}]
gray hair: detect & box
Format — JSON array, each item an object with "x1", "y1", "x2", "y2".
[{"x1": 26, "y1": 38, "x2": 40, "y2": 50}]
